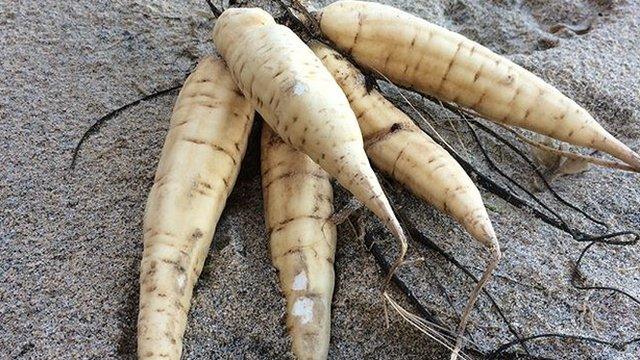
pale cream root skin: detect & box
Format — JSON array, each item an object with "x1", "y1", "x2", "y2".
[
  {"x1": 261, "y1": 126, "x2": 336, "y2": 360},
  {"x1": 312, "y1": 42, "x2": 501, "y2": 360},
  {"x1": 318, "y1": 0, "x2": 640, "y2": 170},
  {"x1": 312, "y1": 43, "x2": 497, "y2": 248},
  {"x1": 213, "y1": 8, "x2": 407, "y2": 267},
  {"x1": 138, "y1": 57, "x2": 254, "y2": 359}
]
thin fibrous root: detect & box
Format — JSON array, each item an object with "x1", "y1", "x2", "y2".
[
  {"x1": 330, "y1": 196, "x2": 363, "y2": 225},
  {"x1": 370, "y1": 68, "x2": 459, "y2": 158},
  {"x1": 450, "y1": 244, "x2": 502, "y2": 360},
  {"x1": 384, "y1": 241, "x2": 408, "y2": 290},
  {"x1": 383, "y1": 292, "x2": 474, "y2": 360},
  {"x1": 70, "y1": 84, "x2": 181, "y2": 170},
  {"x1": 204, "y1": 0, "x2": 222, "y2": 17}
]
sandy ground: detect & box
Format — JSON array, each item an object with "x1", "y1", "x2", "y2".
[{"x1": 1, "y1": 0, "x2": 639, "y2": 359}]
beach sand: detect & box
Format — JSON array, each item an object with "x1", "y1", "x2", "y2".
[{"x1": 1, "y1": 0, "x2": 639, "y2": 358}]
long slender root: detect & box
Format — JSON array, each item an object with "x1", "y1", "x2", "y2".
[
  {"x1": 384, "y1": 248, "x2": 407, "y2": 289},
  {"x1": 450, "y1": 245, "x2": 502, "y2": 360}
]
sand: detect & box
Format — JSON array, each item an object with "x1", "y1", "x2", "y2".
[{"x1": 1, "y1": 0, "x2": 638, "y2": 359}]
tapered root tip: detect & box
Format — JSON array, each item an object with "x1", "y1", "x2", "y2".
[
  {"x1": 472, "y1": 221, "x2": 498, "y2": 250},
  {"x1": 604, "y1": 135, "x2": 640, "y2": 172},
  {"x1": 627, "y1": 150, "x2": 640, "y2": 172}
]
